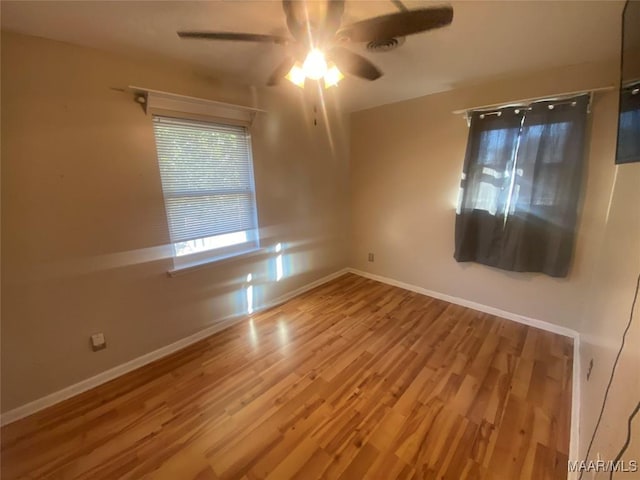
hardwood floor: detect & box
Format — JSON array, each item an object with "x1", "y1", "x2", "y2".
[{"x1": 1, "y1": 273, "x2": 573, "y2": 479}]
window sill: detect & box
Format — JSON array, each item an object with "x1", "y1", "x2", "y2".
[{"x1": 167, "y1": 247, "x2": 262, "y2": 277}]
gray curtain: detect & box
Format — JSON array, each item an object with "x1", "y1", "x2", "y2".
[{"x1": 455, "y1": 95, "x2": 589, "y2": 277}]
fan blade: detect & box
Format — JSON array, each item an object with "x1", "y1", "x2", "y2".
[
  {"x1": 282, "y1": 1, "x2": 304, "y2": 42},
  {"x1": 178, "y1": 31, "x2": 289, "y2": 45},
  {"x1": 324, "y1": 0, "x2": 345, "y2": 36},
  {"x1": 328, "y1": 47, "x2": 382, "y2": 81},
  {"x1": 267, "y1": 56, "x2": 296, "y2": 86},
  {"x1": 283, "y1": 1, "x2": 345, "y2": 45},
  {"x1": 337, "y1": 6, "x2": 453, "y2": 42}
]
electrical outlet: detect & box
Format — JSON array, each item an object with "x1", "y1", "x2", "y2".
[
  {"x1": 587, "y1": 358, "x2": 594, "y2": 381},
  {"x1": 368, "y1": 252, "x2": 374, "y2": 262},
  {"x1": 90, "y1": 333, "x2": 106, "y2": 352}
]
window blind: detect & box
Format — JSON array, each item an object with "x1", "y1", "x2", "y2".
[{"x1": 153, "y1": 115, "x2": 258, "y2": 245}]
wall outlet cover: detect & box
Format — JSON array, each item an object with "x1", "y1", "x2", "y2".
[{"x1": 90, "y1": 333, "x2": 106, "y2": 352}]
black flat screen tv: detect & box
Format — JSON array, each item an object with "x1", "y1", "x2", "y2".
[{"x1": 616, "y1": 0, "x2": 640, "y2": 164}]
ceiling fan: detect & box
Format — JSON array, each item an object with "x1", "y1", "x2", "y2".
[{"x1": 177, "y1": 1, "x2": 453, "y2": 88}]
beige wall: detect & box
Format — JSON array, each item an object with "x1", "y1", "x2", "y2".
[
  {"x1": 350, "y1": 61, "x2": 619, "y2": 332},
  {"x1": 0, "y1": 31, "x2": 349, "y2": 412},
  {"x1": 577, "y1": 163, "x2": 640, "y2": 468}
]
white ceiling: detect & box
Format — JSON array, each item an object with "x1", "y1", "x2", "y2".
[{"x1": 1, "y1": 0, "x2": 624, "y2": 112}]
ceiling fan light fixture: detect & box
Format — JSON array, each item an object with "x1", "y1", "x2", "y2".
[
  {"x1": 324, "y1": 64, "x2": 344, "y2": 88},
  {"x1": 179, "y1": 2, "x2": 455, "y2": 87},
  {"x1": 302, "y1": 49, "x2": 328, "y2": 80},
  {"x1": 285, "y1": 63, "x2": 306, "y2": 88}
]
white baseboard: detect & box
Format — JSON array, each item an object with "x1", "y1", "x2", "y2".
[
  {"x1": 347, "y1": 267, "x2": 581, "y2": 472},
  {"x1": 0, "y1": 268, "x2": 350, "y2": 427},
  {"x1": 347, "y1": 268, "x2": 579, "y2": 338}
]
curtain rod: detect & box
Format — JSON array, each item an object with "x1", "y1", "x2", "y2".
[
  {"x1": 129, "y1": 86, "x2": 267, "y2": 114},
  {"x1": 452, "y1": 85, "x2": 615, "y2": 116}
]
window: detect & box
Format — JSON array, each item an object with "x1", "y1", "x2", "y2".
[
  {"x1": 455, "y1": 95, "x2": 589, "y2": 277},
  {"x1": 616, "y1": 82, "x2": 640, "y2": 164},
  {"x1": 153, "y1": 115, "x2": 259, "y2": 270}
]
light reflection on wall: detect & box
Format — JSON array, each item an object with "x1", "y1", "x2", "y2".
[
  {"x1": 282, "y1": 248, "x2": 311, "y2": 278},
  {"x1": 246, "y1": 273, "x2": 254, "y2": 314},
  {"x1": 275, "y1": 243, "x2": 283, "y2": 281},
  {"x1": 226, "y1": 237, "x2": 334, "y2": 332},
  {"x1": 266, "y1": 242, "x2": 290, "y2": 283}
]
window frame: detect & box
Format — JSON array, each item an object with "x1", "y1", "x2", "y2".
[{"x1": 151, "y1": 112, "x2": 261, "y2": 273}]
